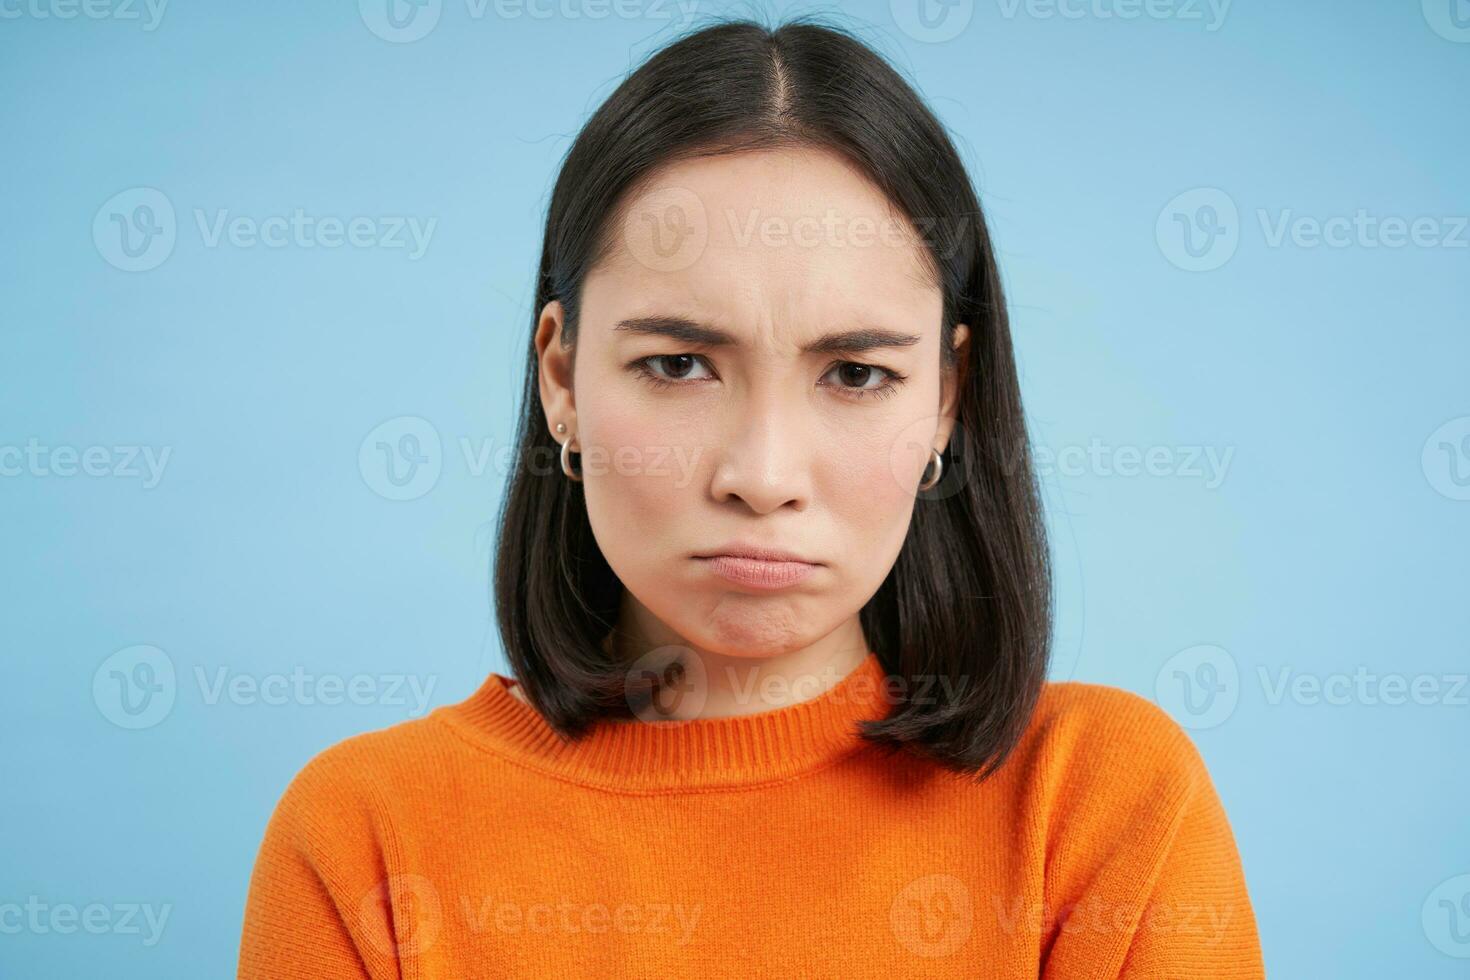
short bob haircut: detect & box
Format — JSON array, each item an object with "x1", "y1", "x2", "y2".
[{"x1": 493, "y1": 17, "x2": 1052, "y2": 781}]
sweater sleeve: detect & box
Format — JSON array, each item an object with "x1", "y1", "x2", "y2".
[
  {"x1": 236, "y1": 749, "x2": 402, "y2": 980},
  {"x1": 1037, "y1": 686, "x2": 1265, "y2": 979},
  {"x1": 1112, "y1": 752, "x2": 1265, "y2": 978}
]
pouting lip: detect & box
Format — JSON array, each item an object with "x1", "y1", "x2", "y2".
[{"x1": 694, "y1": 543, "x2": 820, "y2": 565}]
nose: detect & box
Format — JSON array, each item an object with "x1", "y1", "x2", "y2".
[{"x1": 707, "y1": 389, "x2": 813, "y2": 515}]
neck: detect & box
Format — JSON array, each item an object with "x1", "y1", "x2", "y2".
[{"x1": 605, "y1": 599, "x2": 872, "y2": 720}]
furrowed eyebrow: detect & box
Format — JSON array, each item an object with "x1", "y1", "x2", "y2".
[{"x1": 613, "y1": 316, "x2": 921, "y2": 355}]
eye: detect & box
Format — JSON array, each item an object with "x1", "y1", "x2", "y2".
[
  {"x1": 631, "y1": 354, "x2": 716, "y2": 389},
  {"x1": 629, "y1": 354, "x2": 907, "y2": 402},
  {"x1": 819, "y1": 361, "x2": 906, "y2": 401}
]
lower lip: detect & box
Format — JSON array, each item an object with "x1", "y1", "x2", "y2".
[{"x1": 699, "y1": 555, "x2": 817, "y2": 590}]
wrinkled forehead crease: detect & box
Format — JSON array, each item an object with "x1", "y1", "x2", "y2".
[
  {"x1": 596, "y1": 218, "x2": 945, "y2": 293},
  {"x1": 583, "y1": 275, "x2": 944, "y2": 357},
  {"x1": 610, "y1": 314, "x2": 928, "y2": 358},
  {"x1": 589, "y1": 161, "x2": 947, "y2": 300},
  {"x1": 585, "y1": 239, "x2": 945, "y2": 352}
]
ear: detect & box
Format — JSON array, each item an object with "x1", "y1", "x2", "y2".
[
  {"x1": 535, "y1": 300, "x2": 576, "y2": 445},
  {"x1": 934, "y1": 322, "x2": 971, "y2": 450}
]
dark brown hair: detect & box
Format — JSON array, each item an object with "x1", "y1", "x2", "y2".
[{"x1": 493, "y1": 16, "x2": 1052, "y2": 780}]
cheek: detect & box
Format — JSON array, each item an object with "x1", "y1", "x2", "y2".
[
  {"x1": 579, "y1": 397, "x2": 697, "y2": 566},
  {"x1": 831, "y1": 438, "x2": 919, "y2": 541},
  {"x1": 818, "y1": 418, "x2": 927, "y2": 575}
]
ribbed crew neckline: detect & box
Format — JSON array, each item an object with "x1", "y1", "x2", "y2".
[{"x1": 436, "y1": 651, "x2": 894, "y2": 792}]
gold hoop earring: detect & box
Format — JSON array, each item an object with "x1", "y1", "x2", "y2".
[
  {"x1": 918, "y1": 446, "x2": 943, "y2": 491},
  {"x1": 560, "y1": 434, "x2": 582, "y2": 482}
]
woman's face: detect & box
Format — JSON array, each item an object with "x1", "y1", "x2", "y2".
[{"x1": 537, "y1": 146, "x2": 968, "y2": 664}]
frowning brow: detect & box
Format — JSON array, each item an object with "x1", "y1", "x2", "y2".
[{"x1": 613, "y1": 316, "x2": 921, "y2": 355}]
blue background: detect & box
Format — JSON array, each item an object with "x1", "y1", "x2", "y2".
[{"x1": 2, "y1": 0, "x2": 1467, "y2": 975}]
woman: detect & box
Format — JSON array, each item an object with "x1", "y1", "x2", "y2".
[{"x1": 238, "y1": 18, "x2": 1265, "y2": 978}]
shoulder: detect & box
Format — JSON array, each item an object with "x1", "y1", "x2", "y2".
[
  {"x1": 261, "y1": 714, "x2": 453, "y2": 844},
  {"x1": 1011, "y1": 680, "x2": 1214, "y2": 820},
  {"x1": 1029, "y1": 678, "x2": 1199, "y2": 759},
  {"x1": 1010, "y1": 682, "x2": 1256, "y2": 932},
  {"x1": 241, "y1": 717, "x2": 471, "y2": 958},
  {"x1": 996, "y1": 684, "x2": 1262, "y2": 970}
]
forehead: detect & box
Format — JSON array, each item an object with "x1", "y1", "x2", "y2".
[{"x1": 586, "y1": 147, "x2": 942, "y2": 346}]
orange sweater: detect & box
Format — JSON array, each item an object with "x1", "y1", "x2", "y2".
[{"x1": 237, "y1": 651, "x2": 1265, "y2": 978}]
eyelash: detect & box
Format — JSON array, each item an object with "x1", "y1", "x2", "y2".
[{"x1": 630, "y1": 354, "x2": 908, "y2": 402}]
